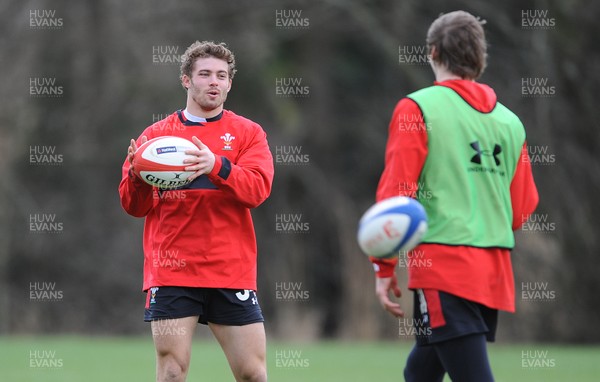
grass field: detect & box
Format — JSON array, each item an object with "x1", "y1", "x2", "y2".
[{"x1": 1, "y1": 336, "x2": 598, "y2": 381}]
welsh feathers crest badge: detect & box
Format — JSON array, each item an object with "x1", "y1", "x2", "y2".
[
  {"x1": 220, "y1": 133, "x2": 235, "y2": 150},
  {"x1": 150, "y1": 287, "x2": 159, "y2": 304}
]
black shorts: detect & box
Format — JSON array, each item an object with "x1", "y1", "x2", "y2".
[
  {"x1": 412, "y1": 289, "x2": 498, "y2": 346},
  {"x1": 144, "y1": 286, "x2": 264, "y2": 326}
]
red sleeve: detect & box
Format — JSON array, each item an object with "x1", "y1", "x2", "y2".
[
  {"x1": 511, "y1": 142, "x2": 539, "y2": 230},
  {"x1": 118, "y1": 134, "x2": 154, "y2": 218},
  {"x1": 371, "y1": 98, "x2": 429, "y2": 277},
  {"x1": 376, "y1": 98, "x2": 429, "y2": 201},
  {"x1": 206, "y1": 126, "x2": 274, "y2": 208}
]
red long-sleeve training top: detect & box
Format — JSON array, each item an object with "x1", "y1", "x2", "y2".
[{"x1": 119, "y1": 110, "x2": 274, "y2": 291}]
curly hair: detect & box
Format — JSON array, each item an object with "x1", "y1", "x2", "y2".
[
  {"x1": 180, "y1": 41, "x2": 237, "y2": 81},
  {"x1": 426, "y1": 11, "x2": 488, "y2": 80}
]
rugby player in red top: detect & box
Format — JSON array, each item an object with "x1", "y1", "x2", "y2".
[
  {"x1": 119, "y1": 41, "x2": 273, "y2": 382},
  {"x1": 371, "y1": 11, "x2": 539, "y2": 381}
]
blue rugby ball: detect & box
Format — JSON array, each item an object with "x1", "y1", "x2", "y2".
[{"x1": 357, "y1": 196, "x2": 428, "y2": 258}]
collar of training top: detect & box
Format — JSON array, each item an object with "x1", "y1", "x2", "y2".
[{"x1": 177, "y1": 109, "x2": 223, "y2": 126}]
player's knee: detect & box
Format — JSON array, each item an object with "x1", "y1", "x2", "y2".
[
  {"x1": 403, "y1": 356, "x2": 443, "y2": 382},
  {"x1": 157, "y1": 353, "x2": 189, "y2": 382},
  {"x1": 403, "y1": 367, "x2": 422, "y2": 382},
  {"x1": 237, "y1": 362, "x2": 267, "y2": 382}
]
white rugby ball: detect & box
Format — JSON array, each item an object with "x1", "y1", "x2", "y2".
[
  {"x1": 132, "y1": 136, "x2": 197, "y2": 188},
  {"x1": 357, "y1": 196, "x2": 428, "y2": 258}
]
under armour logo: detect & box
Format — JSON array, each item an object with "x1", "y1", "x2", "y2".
[{"x1": 470, "y1": 141, "x2": 502, "y2": 166}]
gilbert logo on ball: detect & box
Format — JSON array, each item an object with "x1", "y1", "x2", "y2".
[
  {"x1": 357, "y1": 196, "x2": 428, "y2": 258},
  {"x1": 132, "y1": 136, "x2": 197, "y2": 188}
]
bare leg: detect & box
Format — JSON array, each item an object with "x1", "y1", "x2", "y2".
[
  {"x1": 152, "y1": 316, "x2": 198, "y2": 382},
  {"x1": 209, "y1": 322, "x2": 267, "y2": 382}
]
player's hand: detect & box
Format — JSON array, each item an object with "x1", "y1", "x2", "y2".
[
  {"x1": 184, "y1": 136, "x2": 216, "y2": 181},
  {"x1": 375, "y1": 276, "x2": 404, "y2": 318},
  {"x1": 127, "y1": 135, "x2": 148, "y2": 168}
]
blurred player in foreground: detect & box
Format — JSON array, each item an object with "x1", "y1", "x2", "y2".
[
  {"x1": 371, "y1": 11, "x2": 538, "y2": 381},
  {"x1": 119, "y1": 41, "x2": 273, "y2": 382}
]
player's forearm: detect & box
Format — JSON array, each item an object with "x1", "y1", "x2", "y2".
[
  {"x1": 370, "y1": 257, "x2": 398, "y2": 278},
  {"x1": 207, "y1": 132, "x2": 274, "y2": 208},
  {"x1": 207, "y1": 159, "x2": 273, "y2": 208}
]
